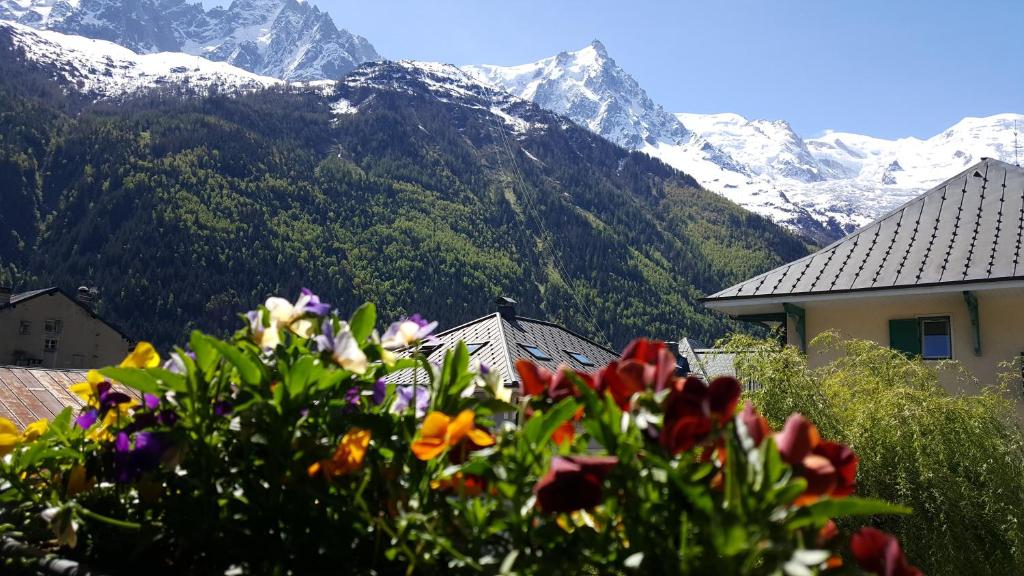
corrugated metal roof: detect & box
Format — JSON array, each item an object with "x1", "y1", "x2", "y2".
[
  {"x1": 0, "y1": 366, "x2": 138, "y2": 430},
  {"x1": 705, "y1": 159, "x2": 1024, "y2": 302},
  {"x1": 388, "y1": 313, "x2": 618, "y2": 387}
]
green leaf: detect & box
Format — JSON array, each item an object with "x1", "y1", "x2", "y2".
[
  {"x1": 189, "y1": 331, "x2": 219, "y2": 376},
  {"x1": 795, "y1": 496, "x2": 912, "y2": 525},
  {"x1": 98, "y1": 367, "x2": 161, "y2": 395},
  {"x1": 535, "y1": 397, "x2": 579, "y2": 448},
  {"x1": 285, "y1": 355, "x2": 317, "y2": 399},
  {"x1": 208, "y1": 339, "x2": 264, "y2": 385},
  {"x1": 349, "y1": 303, "x2": 376, "y2": 343}
]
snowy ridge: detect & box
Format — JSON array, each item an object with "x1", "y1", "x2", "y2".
[
  {"x1": 467, "y1": 42, "x2": 1023, "y2": 242},
  {"x1": 0, "y1": 0, "x2": 378, "y2": 81},
  {"x1": 341, "y1": 60, "x2": 546, "y2": 134},
  {"x1": 1, "y1": 19, "x2": 280, "y2": 96}
]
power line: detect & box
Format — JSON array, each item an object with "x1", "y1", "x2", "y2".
[{"x1": 484, "y1": 107, "x2": 609, "y2": 344}]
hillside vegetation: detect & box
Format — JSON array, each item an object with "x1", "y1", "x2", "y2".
[{"x1": 0, "y1": 39, "x2": 809, "y2": 349}]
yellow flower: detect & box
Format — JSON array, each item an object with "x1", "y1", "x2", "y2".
[
  {"x1": 0, "y1": 417, "x2": 19, "y2": 456},
  {"x1": 120, "y1": 341, "x2": 160, "y2": 369},
  {"x1": 21, "y1": 419, "x2": 48, "y2": 442},
  {"x1": 411, "y1": 410, "x2": 495, "y2": 461},
  {"x1": 308, "y1": 428, "x2": 372, "y2": 479},
  {"x1": 69, "y1": 370, "x2": 106, "y2": 406},
  {"x1": 67, "y1": 464, "x2": 94, "y2": 496}
]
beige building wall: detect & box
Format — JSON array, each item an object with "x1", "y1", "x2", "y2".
[
  {"x1": 785, "y1": 286, "x2": 1024, "y2": 417},
  {"x1": 0, "y1": 292, "x2": 132, "y2": 369}
]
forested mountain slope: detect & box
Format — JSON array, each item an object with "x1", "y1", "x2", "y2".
[{"x1": 0, "y1": 39, "x2": 809, "y2": 350}]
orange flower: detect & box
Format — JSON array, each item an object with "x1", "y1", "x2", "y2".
[
  {"x1": 411, "y1": 410, "x2": 494, "y2": 461},
  {"x1": 308, "y1": 428, "x2": 371, "y2": 479},
  {"x1": 430, "y1": 472, "x2": 487, "y2": 496}
]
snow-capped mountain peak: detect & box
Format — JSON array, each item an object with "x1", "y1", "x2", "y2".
[
  {"x1": 0, "y1": 0, "x2": 378, "y2": 81},
  {"x1": 464, "y1": 40, "x2": 689, "y2": 149}
]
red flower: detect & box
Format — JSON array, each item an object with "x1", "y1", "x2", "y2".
[
  {"x1": 534, "y1": 455, "x2": 618, "y2": 513},
  {"x1": 593, "y1": 339, "x2": 679, "y2": 409},
  {"x1": 660, "y1": 376, "x2": 741, "y2": 455},
  {"x1": 775, "y1": 413, "x2": 858, "y2": 503},
  {"x1": 738, "y1": 402, "x2": 771, "y2": 446},
  {"x1": 516, "y1": 360, "x2": 594, "y2": 400},
  {"x1": 850, "y1": 528, "x2": 923, "y2": 576}
]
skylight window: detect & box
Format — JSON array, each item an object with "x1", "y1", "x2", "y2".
[
  {"x1": 466, "y1": 342, "x2": 486, "y2": 354},
  {"x1": 566, "y1": 351, "x2": 594, "y2": 367},
  {"x1": 521, "y1": 344, "x2": 552, "y2": 361}
]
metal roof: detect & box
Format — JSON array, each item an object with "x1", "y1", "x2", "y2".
[
  {"x1": 388, "y1": 313, "x2": 618, "y2": 387},
  {"x1": 0, "y1": 366, "x2": 138, "y2": 430},
  {"x1": 704, "y1": 159, "x2": 1024, "y2": 303}
]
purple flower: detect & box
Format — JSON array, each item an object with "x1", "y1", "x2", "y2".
[
  {"x1": 372, "y1": 378, "x2": 387, "y2": 405},
  {"x1": 97, "y1": 382, "x2": 131, "y2": 411},
  {"x1": 111, "y1": 431, "x2": 168, "y2": 483},
  {"x1": 393, "y1": 385, "x2": 430, "y2": 418},
  {"x1": 297, "y1": 288, "x2": 330, "y2": 317},
  {"x1": 381, "y1": 314, "x2": 439, "y2": 350},
  {"x1": 345, "y1": 387, "x2": 361, "y2": 407},
  {"x1": 115, "y1": 432, "x2": 131, "y2": 453},
  {"x1": 213, "y1": 400, "x2": 233, "y2": 417},
  {"x1": 315, "y1": 320, "x2": 368, "y2": 374},
  {"x1": 157, "y1": 410, "x2": 179, "y2": 427},
  {"x1": 143, "y1": 394, "x2": 160, "y2": 410},
  {"x1": 75, "y1": 410, "x2": 98, "y2": 430}
]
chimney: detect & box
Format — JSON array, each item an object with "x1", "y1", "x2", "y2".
[
  {"x1": 495, "y1": 296, "x2": 517, "y2": 319},
  {"x1": 0, "y1": 285, "x2": 10, "y2": 306},
  {"x1": 77, "y1": 286, "x2": 98, "y2": 309}
]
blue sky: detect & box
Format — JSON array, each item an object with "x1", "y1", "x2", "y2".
[{"x1": 250, "y1": 0, "x2": 1022, "y2": 139}]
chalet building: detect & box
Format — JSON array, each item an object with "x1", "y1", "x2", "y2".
[
  {"x1": 0, "y1": 286, "x2": 132, "y2": 369},
  {"x1": 390, "y1": 297, "x2": 619, "y2": 402},
  {"x1": 703, "y1": 159, "x2": 1024, "y2": 415}
]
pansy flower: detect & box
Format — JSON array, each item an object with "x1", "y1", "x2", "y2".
[
  {"x1": 308, "y1": 428, "x2": 371, "y2": 479},
  {"x1": 315, "y1": 320, "x2": 368, "y2": 374},
  {"x1": 381, "y1": 314, "x2": 438, "y2": 350},
  {"x1": 120, "y1": 341, "x2": 161, "y2": 369},
  {"x1": 392, "y1": 385, "x2": 430, "y2": 418},
  {"x1": 411, "y1": 410, "x2": 494, "y2": 461},
  {"x1": 265, "y1": 289, "x2": 329, "y2": 338},
  {"x1": 534, "y1": 455, "x2": 619, "y2": 513},
  {"x1": 246, "y1": 310, "x2": 281, "y2": 350},
  {"x1": 660, "y1": 376, "x2": 741, "y2": 455},
  {"x1": 850, "y1": 527, "x2": 922, "y2": 576},
  {"x1": 775, "y1": 413, "x2": 858, "y2": 503}
]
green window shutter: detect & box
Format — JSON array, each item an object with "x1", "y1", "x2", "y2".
[{"x1": 889, "y1": 319, "x2": 921, "y2": 357}]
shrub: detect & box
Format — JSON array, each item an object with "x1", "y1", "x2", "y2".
[
  {"x1": 726, "y1": 332, "x2": 1024, "y2": 576},
  {"x1": 1, "y1": 293, "x2": 918, "y2": 575}
]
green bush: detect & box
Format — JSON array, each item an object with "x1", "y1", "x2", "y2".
[{"x1": 725, "y1": 332, "x2": 1024, "y2": 575}]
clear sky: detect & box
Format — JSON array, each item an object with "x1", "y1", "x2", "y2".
[{"x1": 228, "y1": 0, "x2": 1024, "y2": 139}]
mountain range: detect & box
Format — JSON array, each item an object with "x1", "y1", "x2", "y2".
[
  {"x1": 0, "y1": 24, "x2": 809, "y2": 349},
  {"x1": 0, "y1": 0, "x2": 378, "y2": 80},
  {"x1": 2, "y1": 2, "x2": 1019, "y2": 243},
  {"x1": 466, "y1": 42, "x2": 1023, "y2": 243}
]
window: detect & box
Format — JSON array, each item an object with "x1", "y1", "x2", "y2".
[
  {"x1": 44, "y1": 337, "x2": 58, "y2": 353},
  {"x1": 565, "y1": 351, "x2": 594, "y2": 367},
  {"x1": 466, "y1": 342, "x2": 486, "y2": 355},
  {"x1": 921, "y1": 317, "x2": 952, "y2": 360},
  {"x1": 889, "y1": 316, "x2": 951, "y2": 360},
  {"x1": 521, "y1": 344, "x2": 552, "y2": 361},
  {"x1": 18, "y1": 321, "x2": 31, "y2": 335},
  {"x1": 44, "y1": 319, "x2": 62, "y2": 334}
]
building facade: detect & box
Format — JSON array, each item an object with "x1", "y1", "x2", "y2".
[
  {"x1": 0, "y1": 287, "x2": 132, "y2": 369},
  {"x1": 703, "y1": 160, "x2": 1024, "y2": 416}
]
